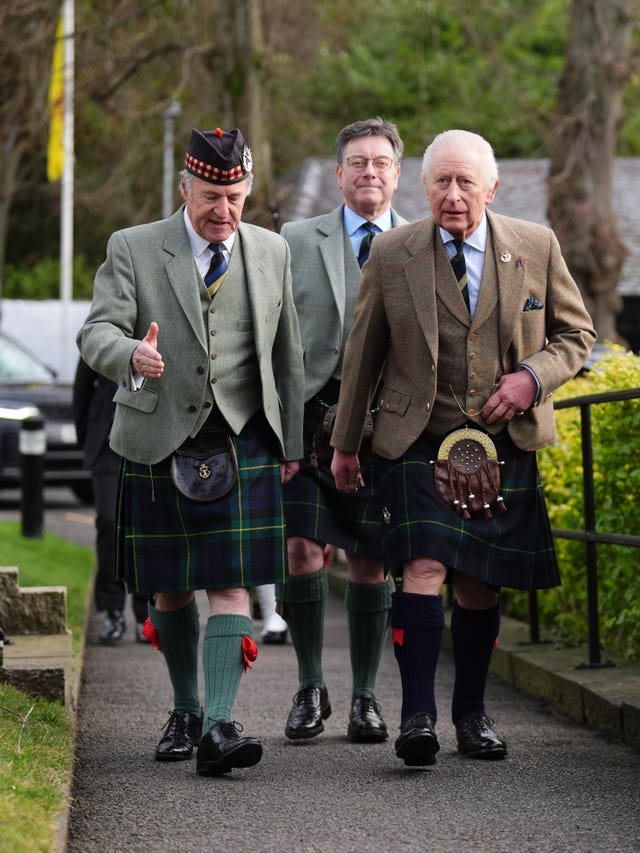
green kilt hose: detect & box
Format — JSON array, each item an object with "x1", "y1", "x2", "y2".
[
  {"x1": 115, "y1": 416, "x2": 287, "y2": 594},
  {"x1": 283, "y1": 393, "x2": 383, "y2": 555},
  {"x1": 379, "y1": 428, "x2": 560, "y2": 591}
]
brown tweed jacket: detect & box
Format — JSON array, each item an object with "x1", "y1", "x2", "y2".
[{"x1": 331, "y1": 210, "x2": 596, "y2": 458}]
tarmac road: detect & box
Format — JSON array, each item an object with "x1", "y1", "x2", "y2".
[{"x1": 4, "y1": 491, "x2": 639, "y2": 852}]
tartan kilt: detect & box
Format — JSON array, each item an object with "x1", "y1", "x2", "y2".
[
  {"x1": 379, "y1": 429, "x2": 560, "y2": 591},
  {"x1": 282, "y1": 395, "x2": 384, "y2": 556},
  {"x1": 115, "y1": 416, "x2": 288, "y2": 594}
]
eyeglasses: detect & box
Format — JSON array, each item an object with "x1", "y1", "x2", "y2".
[{"x1": 344, "y1": 156, "x2": 395, "y2": 172}]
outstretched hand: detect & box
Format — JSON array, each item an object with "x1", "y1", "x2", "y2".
[{"x1": 131, "y1": 322, "x2": 164, "y2": 379}]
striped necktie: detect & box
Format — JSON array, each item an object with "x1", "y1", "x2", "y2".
[
  {"x1": 450, "y1": 239, "x2": 470, "y2": 312},
  {"x1": 358, "y1": 223, "x2": 377, "y2": 268},
  {"x1": 205, "y1": 243, "x2": 228, "y2": 296}
]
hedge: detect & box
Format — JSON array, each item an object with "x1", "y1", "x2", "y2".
[{"x1": 502, "y1": 346, "x2": 640, "y2": 661}]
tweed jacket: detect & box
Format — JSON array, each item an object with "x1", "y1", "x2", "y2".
[
  {"x1": 77, "y1": 206, "x2": 304, "y2": 465},
  {"x1": 331, "y1": 209, "x2": 596, "y2": 458},
  {"x1": 281, "y1": 204, "x2": 406, "y2": 401}
]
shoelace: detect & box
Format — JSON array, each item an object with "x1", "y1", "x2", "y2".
[{"x1": 293, "y1": 686, "x2": 320, "y2": 705}]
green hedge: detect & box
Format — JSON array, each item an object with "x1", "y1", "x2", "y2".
[
  {"x1": 502, "y1": 346, "x2": 640, "y2": 661},
  {"x1": 3, "y1": 256, "x2": 95, "y2": 300}
]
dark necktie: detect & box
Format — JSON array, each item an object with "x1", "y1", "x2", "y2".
[
  {"x1": 450, "y1": 239, "x2": 470, "y2": 312},
  {"x1": 358, "y1": 223, "x2": 377, "y2": 268},
  {"x1": 205, "y1": 243, "x2": 228, "y2": 295}
]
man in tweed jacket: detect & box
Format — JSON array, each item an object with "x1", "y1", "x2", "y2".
[
  {"x1": 78, "y1": 127, "x2": 303, "y2": 778},
  {"x1": 331, "y1": 129, "x2": 595, "y2": 767}
]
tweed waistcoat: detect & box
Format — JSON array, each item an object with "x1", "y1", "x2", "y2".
[
  {"x1": 427, "y1": 231, "x2": 508, "y2": 437},
  {"x1": 199, "y1": 243, "x2": 262, "y2": 435}
]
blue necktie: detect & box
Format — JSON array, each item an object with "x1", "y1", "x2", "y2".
[
  {"x1": 205, "y1": 243, "x2": 228, "y2": 294},
  {"x1": 451, "y1": 239, "x2": 470, "y2": 312},
  {"x1": 358, "y1": 223, "x2": 377, "y2": 268}
]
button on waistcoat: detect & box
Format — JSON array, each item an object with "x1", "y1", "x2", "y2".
[
  {"x1": 191, "y1": 242, "x2": 262, "y2": 436},
  {"x1": 427, "y1": 233, "x2": 509, "y2": 437}
]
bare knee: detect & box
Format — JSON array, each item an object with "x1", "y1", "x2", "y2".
[
  {"x1": 154, "y1": 590, "x2": 195, "y2": 611},
  {"x1": 287, "y1": 537, "x2": 325, "y2": 576},
  {"x1": 402, "y1": 558, "x2": 447, "y2": 595},
  {"x1": 206, "y1": 587, "x2": 251, "y2": 617},
  {"x1": 452, "y1": 572, "x2": 498, "y2": 609},
  {"x1": 346, "y1": 553, "x2": 385, "y2": 584}
]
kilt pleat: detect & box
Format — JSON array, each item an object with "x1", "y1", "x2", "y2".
[
  {"x1": 379, "y1": 431, "x2": 560, "y2": 591},
  {"x1": 115, "y1": 419, "x2": 287, "y2": 593},
  {"x1": 282, "y1": 396, "x2": 384, "y2": 555}
]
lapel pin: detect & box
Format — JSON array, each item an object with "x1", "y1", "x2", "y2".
[{"x1": 500, "y1": 251, "x2": 511, "y2": 263}]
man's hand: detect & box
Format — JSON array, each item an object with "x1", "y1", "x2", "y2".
[
  {"x1": 131, "y1": 322, "x2": 164, "y2": 379},
  {"x1": 280, "y1": 460, "x2": 300, "y2": 484},
  {"x1": 331, "y1": 448, "x2": 365, "y2": 493},
  {"x1": 482, "y1": 370, "x2": 537, "y2": 425}
]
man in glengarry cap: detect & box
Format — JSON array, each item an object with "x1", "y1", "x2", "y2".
[{"x1": 77, "y1": 125, "x2": 304, "y2": 778}]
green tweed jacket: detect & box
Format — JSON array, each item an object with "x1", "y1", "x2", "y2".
[
  {"x1": 77, "y1": 207, "x2": 304, "y2": 465},
  {"x1": 281, "y1": 204, "x2": 406, "y2": 401}
]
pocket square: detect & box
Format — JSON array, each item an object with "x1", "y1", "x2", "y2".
[{"x1": 523, "y1": 296, "x2": 544, "y2": 311}]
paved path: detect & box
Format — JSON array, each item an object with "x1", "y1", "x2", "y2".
[
  {"x1": 4, "y1": 492, "x2": 639, "y2": 852},
  {"x1": 67, "y1": 591, "x2": 640, "y2": 853}
]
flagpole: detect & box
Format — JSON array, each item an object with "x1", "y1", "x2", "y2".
[{"x1": 60, "y1": 0, "x2": 74, "y2": 381}]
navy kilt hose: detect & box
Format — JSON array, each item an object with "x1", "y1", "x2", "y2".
[
  {"x1": 283, "y1": 390, "x2": 384, "y2": 556},
  {"x1": 378, "y1": 428, "x2": 561, "y2": 591},
  {"x1": 115, "y1": 415, "x2": 288, "y2": 594}
]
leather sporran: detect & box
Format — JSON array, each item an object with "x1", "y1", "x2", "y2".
[
  {"x1": 432, "y1": 427, "x2": 507, "y2": 519},
  {"x1": 170, "y1": 431, "x2": 238, "y2": 502},
  {"x1": 310, "y1": 404, "x2": 374, "y2": 472}
]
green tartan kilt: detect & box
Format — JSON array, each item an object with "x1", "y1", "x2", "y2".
[
  {"x1": 282, "y1": 395, "x2": 384, "y2": 555},
  {"x1": 379, "y1": 429, "x2": 561, "y2": 591},
  {"x1": 115, "y1": 417, "x2": 287, "y2": 594}
]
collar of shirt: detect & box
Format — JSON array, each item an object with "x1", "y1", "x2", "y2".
[
  {"x1": 439, "y1": 214, "x2": 488, "y2": 317},
  {"x1": 183, "y1": 207, "x2": 236, "y2": 279},
  {"x1": 343, "y1": 204, "x2": 393, "y2": 259}
]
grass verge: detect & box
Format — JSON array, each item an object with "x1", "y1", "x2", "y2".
[{"x1": 0, "y1": 521, "x2": 94, "y2": 853}]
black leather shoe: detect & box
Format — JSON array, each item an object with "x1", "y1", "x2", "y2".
[
  {"x1": 262, "y1": 628, "x2": 288, "y2": 645},
  {"x1": 99, "y1": 610, "x2": 125, "y2": 642},
  {"x1": 196, "y1": 721, "x2": 262, "y2": 776},
  {"x1": 455, "y1": 714, "x2": 507, "y2": 760},
  {"x1": 284, "y1": 685, "x2": 331, "y2": 740},
  {"x1": 394, "y1": 713, "x2": 439, "y2": 766},
  {"x1": 155, "y1": 710, "x2": 203, "y2": 761},
  {"x1": 347, "y1": 696, "x2": 388, "y2": 743}
]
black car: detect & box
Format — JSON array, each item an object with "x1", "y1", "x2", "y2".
[{"x1": 0, "y1": 330, "x2": 92, "y2": 503}]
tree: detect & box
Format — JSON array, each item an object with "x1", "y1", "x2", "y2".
[
  {"x1": 0, "y1": 1, "x2": 55, "y2": 302},
  {"x1": 547, "y1": 0, "x2": 637, "y2": 345},
  {"x1": 210, "y1": 0, "x2": 272, "y2": 226}
]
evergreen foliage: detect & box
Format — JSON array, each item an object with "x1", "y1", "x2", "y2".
[{"x1": 504, "y1": 347, "x2": 640, "y2": 661}]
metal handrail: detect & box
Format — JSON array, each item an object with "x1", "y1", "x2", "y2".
[{"x1": 530, "y1": 386, "x2": 640, "y2": 667}]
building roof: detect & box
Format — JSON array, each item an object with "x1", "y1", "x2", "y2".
[{"x1": 278, "y1": 157, "x2": 640, "y2": 296}]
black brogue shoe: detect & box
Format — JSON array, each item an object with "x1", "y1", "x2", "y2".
[
  {"x1": 284, "y1": 685, "x2": 331, "y2": 740},
  {"x1": 196, "y1": 721, "x2": 262, "y2": 776},
  {"x1": 347, "y1": 696, "x2": 388, "y2": 743},
  {"x1": 155, "y1": 710, "x2": 203, "y2": 761},
  {"x1": 455, "y1": 714, "x2": 507, "y2": 760},
  {"x1": 394, "y1": 713, "x2": 440, "y2": 766}
]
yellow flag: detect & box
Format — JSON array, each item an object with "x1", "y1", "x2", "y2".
[{"x1": 47, "y1": 9, "x2": 65, "y2": 182}]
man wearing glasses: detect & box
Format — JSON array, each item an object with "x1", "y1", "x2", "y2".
[{"x1": 280, "y1": 117, "x2": 406, "y2": 745}]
